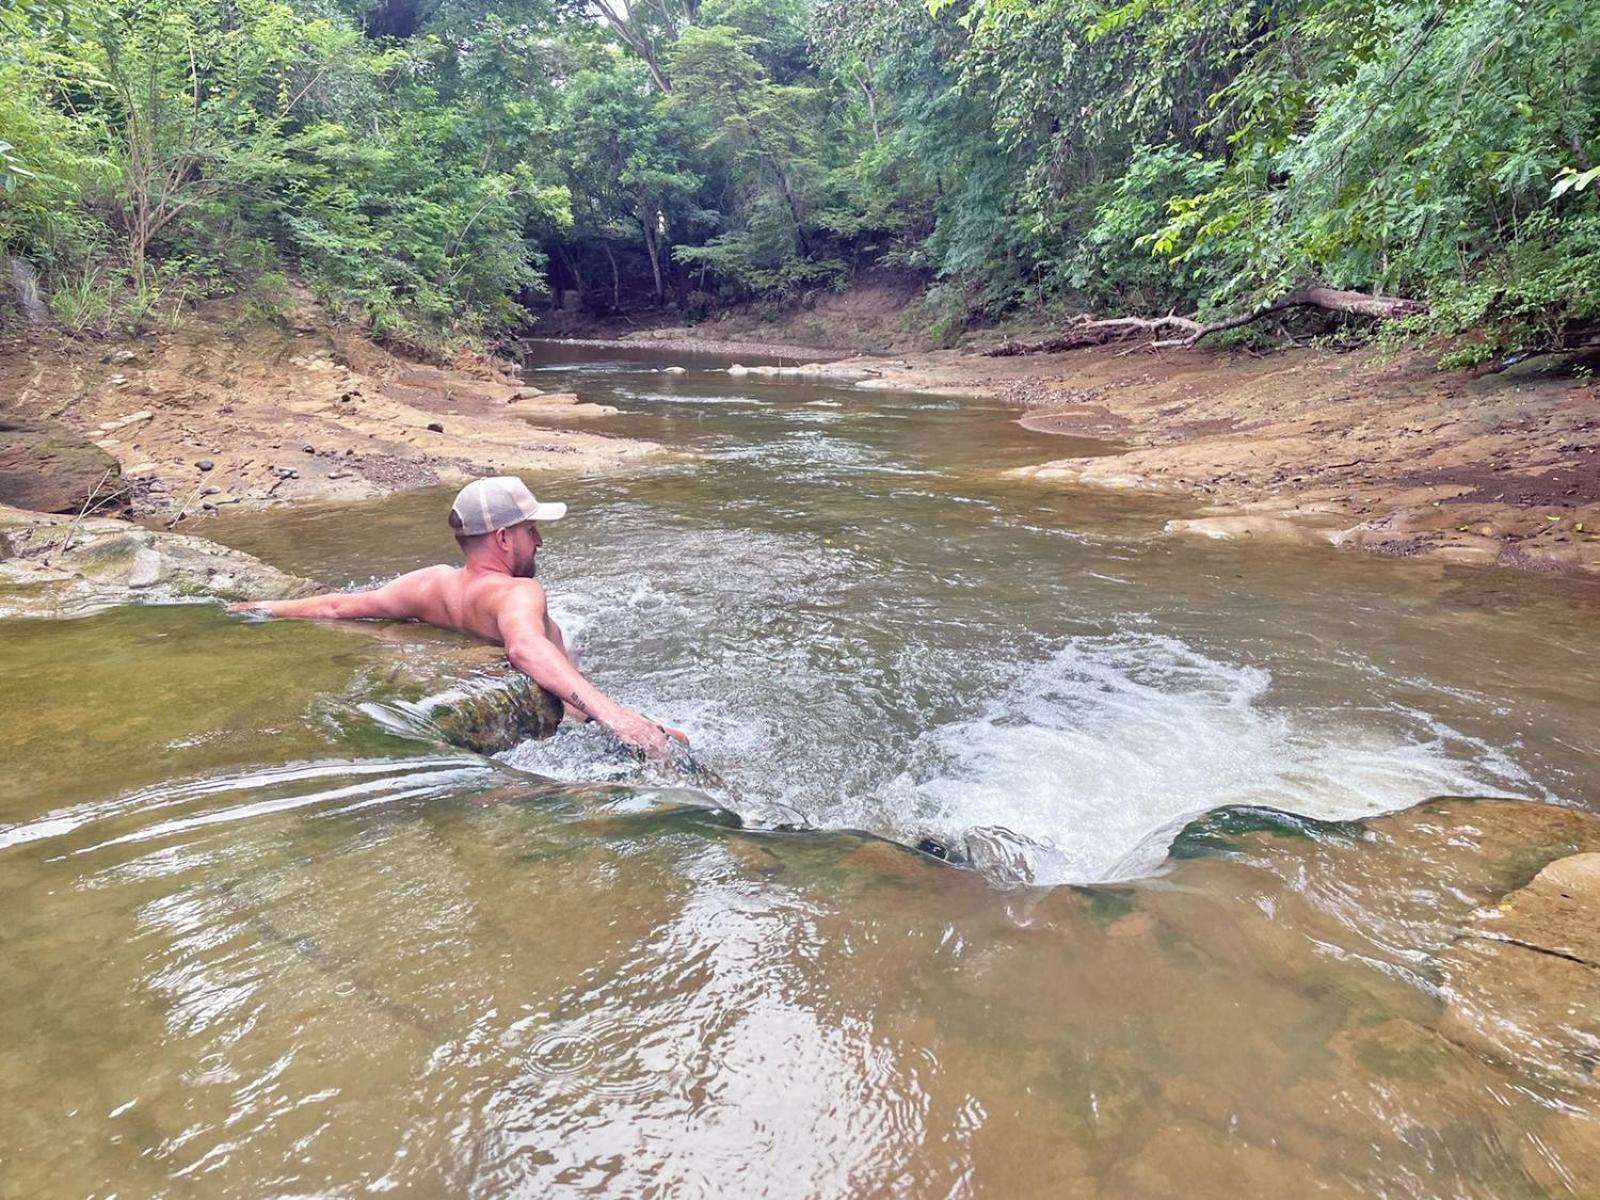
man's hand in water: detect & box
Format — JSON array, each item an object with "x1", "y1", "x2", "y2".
[
  {"x1": 605, "y1": 707, "x2": 690, "y2": 760},
  {"x1": 494, "y1": 586, "x2": 690, "y2": 761}
]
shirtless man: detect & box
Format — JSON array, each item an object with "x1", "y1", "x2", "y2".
[{"x1": 231, "y1": 476, "x2": 687, "y2": 759}]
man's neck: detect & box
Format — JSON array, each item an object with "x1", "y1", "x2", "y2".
[{"x1": 461, "y1": 555, "x2": 515, "y2": 578}]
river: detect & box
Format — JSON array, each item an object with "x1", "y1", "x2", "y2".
[{"x1": 2, "y1": 344, "x2": 1598, "y2": 1197}]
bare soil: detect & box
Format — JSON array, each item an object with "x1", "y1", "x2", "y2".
[
  {"x1": 0, "y1": 291, "x2": 660, "y2": 529},
  {"x1": 972, "y1": 342, "x2": 1600, "y2": 575}
]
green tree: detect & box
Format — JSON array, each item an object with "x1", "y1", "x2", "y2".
[{"x1": 556, "y1": 62, "x2": 707, "y2": 305}]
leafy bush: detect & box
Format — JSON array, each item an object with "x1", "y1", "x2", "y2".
[{"x1": 3, "y1": 0, "x2": 1595, "y2": 353}]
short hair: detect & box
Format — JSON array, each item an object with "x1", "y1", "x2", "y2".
[
  {"x1": 450, "y1": 506, "x2": 488, "y2": 554},
  {"x1": 453, "y1": 516, "x2": 535, "y2": 554}
]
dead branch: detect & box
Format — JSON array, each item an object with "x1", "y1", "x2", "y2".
[{"x1": 986, "y1": 286, "x2": 1428, "y2": 357}]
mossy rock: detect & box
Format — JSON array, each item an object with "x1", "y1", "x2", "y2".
[
  {"x1": 411, "y1": 665, "x2": 564, "y2": 754},
  {"x1": 0, "y1": 504, "x2": 318, "y2": 619},
  {"x1": 1169, "y1": 805, "x2": 1365, "y2": 859}
]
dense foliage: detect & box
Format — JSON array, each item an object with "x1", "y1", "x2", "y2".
[{"x1": 1, "y1": 0, "x2": 1596, "y2": 353}]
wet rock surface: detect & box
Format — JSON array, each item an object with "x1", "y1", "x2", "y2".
[
  {"x1": 0, "y1": 504, "x2": 318, "y2": 618},
  {"x1": 414, "y1": 667, "x2": 565, "y2": 754},
  {"x1": 1440, "y1": 850, "x2": 1600, "y2": 1082},
  {"x1": 350, "y1": 634, "x2": 564, "y2": 754}
]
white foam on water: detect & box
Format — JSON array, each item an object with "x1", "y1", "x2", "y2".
[
  {"x1": 510, "y1": 505, "x2": 1549, "y2": 887},
  {"x1": 710, "y1": 427, "x2": 886, "y2": 472},
  {"x1": 524, "y1": 360, "x2": 665, "y2": 374},
  {"x1": 874, "y1": 634, "x2": 1540, "y2": 885}
]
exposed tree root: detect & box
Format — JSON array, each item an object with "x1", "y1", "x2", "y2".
[{"x1": 986, "y1": 285, "x2": 1428, "y2": 356}]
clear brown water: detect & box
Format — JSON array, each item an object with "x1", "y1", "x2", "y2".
[{"x1": 3, "y1": 344, "x2": 1599, "y2": 1197}]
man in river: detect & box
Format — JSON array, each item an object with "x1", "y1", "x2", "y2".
[{"x1": 230, "y1": 476, "x2": 688, "y2": 759}]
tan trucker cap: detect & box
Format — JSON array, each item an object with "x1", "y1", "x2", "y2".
[{"x1": 448, "y1": 476, "x2": 566, "y2": 536}]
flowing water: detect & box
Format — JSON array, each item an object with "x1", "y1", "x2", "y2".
[{"x1": 3, "y1": 344, "x2": 1599, "y2": 1197}]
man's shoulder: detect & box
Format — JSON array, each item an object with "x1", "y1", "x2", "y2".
[
  {"x1": 482, "y1": 577, "x2": 547, "y2": 634},
  {"x1": 391, "y1": 563, "x2": 458, "y2": 593},
  {"x1": 499, "y1": 576, "x2": 548, "y2": 607},
  {"x1": 468, "y1": 571, "x2": 546, "y2": 607}
]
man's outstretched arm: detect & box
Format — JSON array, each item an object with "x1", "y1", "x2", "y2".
[
  {"x1": 499, "y1": 585, "x2": 687, "y2": 758},
  {"x1": 228, "y1": 568, "x2": 437, "y2": 621}
]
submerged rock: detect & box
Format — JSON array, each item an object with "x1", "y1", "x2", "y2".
[
  {"x1": 351, "y1": 636, "x2": 564, "y2": 755},
  {"x1": 414, "y1": 667, "x2": 564, "y2": 754},
  {"x1": 1439, "y1": 851, "x2": 1600, "y2": 1082},
  {"x1": 913, "y1": 824, "x2": 1042, "y2": 883},
  {"x1": 0, "y1": 504, "x2": 318, "y2": 619},
  {"x1": 726, "y1": 360, "x2": 882, "y2": 383}
]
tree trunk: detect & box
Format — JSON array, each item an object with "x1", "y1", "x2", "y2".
[
  {"x1": 556, "y1": 244, "x2": 587, "y2": 312},
  {"x1": 986, "y1": 285, "x2": 1428, "y2": 356},
  {"x1": 604, "y1": 242, "x2": 621, "y2": 311},
  {"x1": 773, "y1": 167, "x2": 812, "y2": 257},
  {"x1": 594, "y1": 2, "x2": 673, "y2": 93},
  {"x1": 640, "y1": 213, "x2": 665, "y2": 303},
  {"x1": 129, "y1": 204, "x2": 152, "y2": 289},
  {"x1": 856, "y1": 71, "x2": 881, "y2": 145}
]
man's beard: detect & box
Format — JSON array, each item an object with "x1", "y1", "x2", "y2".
[{"x1": 516, "y1": 554, "x2": 538, "y2": 578}]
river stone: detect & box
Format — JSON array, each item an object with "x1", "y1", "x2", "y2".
[
  {"x1": 0, "y1": 504, "x2": 318, "y2": 619},
  {"x1": 415, "y1": 666, "x2": 564, "y2": 754},
  {"x1": 0, "y1": 416, "x2": 126, "y2": 514},
  {"x1": 348, "y1": 633, "x2": 565, "y2": 755},
  {"x1": 125, "y1": 546, "x2": 164, "y2": 589},
  {"x1": 1481, "y1": 852, "x2": 1600, "y2": 962},
  {"x1": 1438, "y1": 852, "x2": 1600, "y2": 1082},
  {"x1": 725, "y1": 361, "x2": 882, "y2": 383}
]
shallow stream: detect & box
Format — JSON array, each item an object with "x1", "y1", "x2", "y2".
[{"x1": 3, "y1": 344, "x2": 1598, "y2": 1197}]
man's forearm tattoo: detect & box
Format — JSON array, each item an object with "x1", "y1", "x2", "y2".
[{"x1": 567, "y1": 689, "x2": 592, "y2": 716}]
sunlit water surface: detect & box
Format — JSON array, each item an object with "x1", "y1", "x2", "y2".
[{"x1": 3, "y1": 344, "x2": 1598, "y2": 1197}]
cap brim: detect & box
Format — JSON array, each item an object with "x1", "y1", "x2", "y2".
[{"x1": 531, "y1": 501, "x2": 567, "y2": 522}]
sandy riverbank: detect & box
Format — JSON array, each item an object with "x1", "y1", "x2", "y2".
[
  {"x1": 569, "y1": 327, "x2": 1600, "y2": 577},
  {"x1": 5, "y1": 295, "x2": 1597, "y2": 577},
  {"x1": 0, "y1": 297, "x2": 661, "y2": 524}
]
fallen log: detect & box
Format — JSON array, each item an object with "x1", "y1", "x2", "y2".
[{"x1": 986, "y1": 285, "x2": 1427, "y2": 356}]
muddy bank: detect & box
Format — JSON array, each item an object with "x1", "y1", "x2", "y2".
[
  {"x1": 987, "y1": 344, "x2": 1600, "y2": 575},
  {"x1": 0, "y1": 296, "x2": 661, "y2": 525},
  {"x1": 531, "y1": 268, "x2": 934, "y2": 355}
]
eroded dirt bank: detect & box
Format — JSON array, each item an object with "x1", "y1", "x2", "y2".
[
  {"x1": 0, "y1": 298, "x2": 660, "y2": 525},
  {"x1": 582, "y1": 328, "x2": 1600, "y2": 577},
  {"x1": 5, "y1": 296, "x2": 1598, "y2": 579},
  {"x1": 986, "y1": 343, "x2": 1600, "y2": 575}
]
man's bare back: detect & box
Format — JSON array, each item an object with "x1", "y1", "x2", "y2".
[{"x1": 231, "y1": 478, "x2": 687, "y2": 759}]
